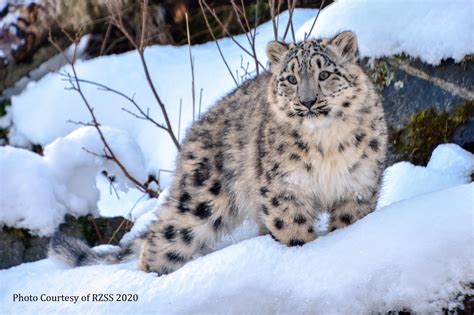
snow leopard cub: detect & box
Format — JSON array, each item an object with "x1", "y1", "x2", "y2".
[
  {"x1": 50, "y1": 31, "x2": 387, "y2": 275},
  {"x1": 137, "y1": 31, "x2": 387, "y2": 274}
]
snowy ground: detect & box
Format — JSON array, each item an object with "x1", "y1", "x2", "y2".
[
  {"x1": 1, "y1": 1, "x2": 473, "y2": 313},
  {"x1": 1, "y1": 144, "x2": 473, "y2": 314}
]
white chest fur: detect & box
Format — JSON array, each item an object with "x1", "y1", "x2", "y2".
[{"x1": 285, "y1": 124, "x2": 376, "y2": 209}]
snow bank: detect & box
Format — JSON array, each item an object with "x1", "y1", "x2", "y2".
[
  {"x1": 0, "y1": 147, "x2": 66, "y2": 235},
  {"x1": 0, "y1": 126, "x2": 147, "y2": 236},
  {"x1": 378, "y1": 144, "x2": 474, "y2": 209},
  {"x1": 296, "y1": 0, "x2": 473, "y2": 64},
  {"x1": 1, "y1": 183, "x2": 472, "y2": 314}
]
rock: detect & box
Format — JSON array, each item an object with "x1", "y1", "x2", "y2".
[
  {"x1": 362, "y1": 56, "x2": 474, "y2": 164},
  {"x1": 363, "y1": 57, "x2": 473, "y2": 129},
  {"x1": 23, "y1": 237, "x2": 50, "y2": 263},
  {"x1": 0, "y1": 229, "x2": 25, "y2": 269},
  {"x1": 453, "y1": 120, "x2": 474, "y2": 153}
]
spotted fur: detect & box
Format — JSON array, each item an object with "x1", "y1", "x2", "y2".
[{"x1": 51, "y1": 31, "x2": 387, "y2": 275}]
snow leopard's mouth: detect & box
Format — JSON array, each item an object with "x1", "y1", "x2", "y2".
[{"x1": 294, "y1": 105, "x2": 331, "y2": 118}]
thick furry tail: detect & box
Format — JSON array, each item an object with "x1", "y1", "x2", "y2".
[{"x1": 48, "y1": 233, "x2": 144, "y2": 267}]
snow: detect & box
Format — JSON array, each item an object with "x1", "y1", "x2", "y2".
[
  {"x1": 0, "y1": 126, "x2": 147, "y2": 236},
  {"x1": 296, "y1": 0, "x2": 473, "y2": 65},
  {"x1": 0, "y1": 146, "x2": 66, "y2": 236},
  {"x1": 377, "y1": 144, "x2": 474, "y2": 209},
  {"x1": 1, "y1": 181, "x2": 472, "y2": 313}
]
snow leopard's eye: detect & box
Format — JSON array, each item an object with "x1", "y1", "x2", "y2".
[
  {"x1": 287, "y1": 75, "x2": 297, "y2": 84},
  {"x1": 319, "y1": 71, "x2": 330, "y2": 81}
]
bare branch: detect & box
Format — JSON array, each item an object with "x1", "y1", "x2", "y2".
[
  {"x1": 82, "y1": 147, "x2": 109, "y2": 159},
  {"x1": 268, "y1": 0, "x2": 278, "y2": 41},
  {"x1": 198, "y1": 88, "x2": 204, "y2": 119},
  {"x1": 200, "y1": 0, "x2": 265, "y2": 71},
  {"x1": 231, "y1": 0, "x2": 260, "y2": 74},
  {"x1": 139, "y1": 0, "x2": 148, "y2": 51},
  {"x1": 282, "y1": 0, "x2": 297, "y2": 42},
  {"x1": 108, "y1": 0, "x2": 180, "y2": 149},
  {"x1": 178, "y1": 99, "x2": 183, "y2": 142},
  {"x1": 304, "y1": 0, "x2": 326, "y2": 40},
  {"x1": 185, "y1": 13, "x2": 196, "y2": 122},
  {"x1": 49, "y1": 32, "x2": 158, "y2": 198},
  {"x1": 136, "y1": 52, "x2": 181, "y2": 150},
  {"x1": 199, "y1": 0, "x2": 239, "y2": 87},
  {"x1": 67, "y1": 120, "x2": 94, "y2": 127},
  {"x1": 60, "y1": 75, "x2": 169, "y2": 132},
  {"x1": 77, "y1": 2, "x2": 182, "y2": 151},
  {"x1": 99, "y1": 19, "x2": 113, "y2": 56},
  {"x1": 88, "y1": 216, "x2": 105, "y2": 244}
]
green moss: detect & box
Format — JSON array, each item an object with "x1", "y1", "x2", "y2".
[
  {"x1": 392, "y1": 100, "x2": 474, "y2": 165},
  {"x1": 0, "y1": 98, "x2": 11, "y2": 141},
  {"x1": 0, "y1": 98, "x2": 10, "y2": 116},
  {"x1": 460, "y1": 54, "x2": 474, "y2": 71},
  {"x1": 368, "y1": 59, "x2": 395, "y2": 90},
  {"x1": 2, "y1": 226, "x2": 32, "y2": 241}
]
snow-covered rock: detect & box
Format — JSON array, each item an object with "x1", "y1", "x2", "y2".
[
  {"x1": 297, "y1": 0, "x2": 473, "y2": 65},
  {"x1": 378, "y1": 144, "x2": 474, "y2": 209},
  {"x1": 0, "y1": 126, "x2": 147, "y2": 236},
  {"x1": 0, "y1": 147, "x2": 66, "y2": 236}
]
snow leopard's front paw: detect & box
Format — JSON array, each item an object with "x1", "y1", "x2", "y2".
[
  {"x1": 265, "y1": 211, "x2": 317, "y2": 247},
  {"x1": 329, "y1": 198, "x2": 376, "y2": 232}
]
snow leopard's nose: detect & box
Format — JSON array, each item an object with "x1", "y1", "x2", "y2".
[{"x1": 299, "y1": 98, "x2": 317, "y2": 110}]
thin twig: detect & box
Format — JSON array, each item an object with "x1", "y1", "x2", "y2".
[
  {"x1": 82, "y1": 147, "x2": 108, "y2": 159},
  {"x1": 139, "y1": 0, "x2": 148, "y2": 51},
  {"x1": 66, "y1": 69, "x2": 158, "y2": 197},
  {"x1": 108, "y1": 1, "x2": 181, "y2": 149},
  {"x1": 99, "y1": 19, "x2": 113, "y2": 56},
  {"x1": 60, "y1": 75, "x2": 168, "y2": 131},
  {"x1": 268, "y1": 0, "x2": 278, "y2": 41},
  {"x1": 198, "y1": 88, "x2": 203, "y2": 119},
  {"x1": 282, "y1": 0, "x2": 296, "y2": 42},
  {"x1": 49, "y1": 30, "x2": 158, "y2": 198},
  {"x1": 178, "y1": 99, "x2": 183, "y2": 142},
  {"x1": 67, "y1": 120, "x2": 94, "y2": 127},
  {"x1": 185, "y1": 13, "x2": 196, "y2": 122},
  {"x1": 200, "y1": 0, "x2": 265, "y2": 71},
  {"x1": 89, "y1": 216, "x2": 105, "y2": 244},
  {"x1": 232, "y1": 0, "x2": 260, "y2": 74},
  {"x1": 107, "y1": 217, "x2": 133, "y2": 244},
  {"x1": 199, "y1": 0, "x2": 239, "y2": 86},
  {"x1": 136, "y1": 52, "x2": 181, "y2": 150},
  {"x1": 253, "y1": 0, "x2": 260, "y2": 45},
  {"x1": 304, "y1": 0, "x2": 326, "y2": 40}
]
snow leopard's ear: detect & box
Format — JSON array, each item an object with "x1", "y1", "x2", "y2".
[
  {"x1": 266, "y1": 41, "x2": 289, "y2": 66},
  {"x1": 329, "y1": 31, "x2": 358, "y2": 62}
]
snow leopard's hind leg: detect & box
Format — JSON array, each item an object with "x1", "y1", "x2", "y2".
[{"x1": 139, "y1": 148, "x2": 241, "y2": 275}]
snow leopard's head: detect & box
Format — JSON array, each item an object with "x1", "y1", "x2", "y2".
[{"x1": 266, "y1": 31, "x2": 373, "y2": 127}]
